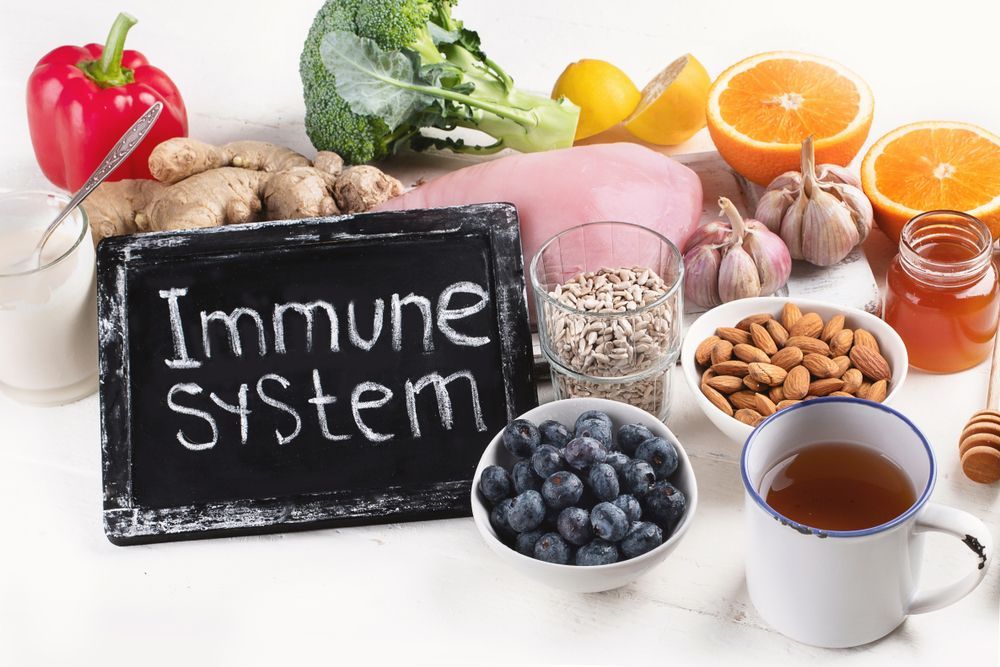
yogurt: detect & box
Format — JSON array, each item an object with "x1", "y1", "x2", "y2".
[{"x1": 0, "y1": 192, "x2": 98, "y2": 405}]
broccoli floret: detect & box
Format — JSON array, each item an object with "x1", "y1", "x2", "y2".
[{"x1": 300, "y1": 0, "x2": 580, "y2": 164}]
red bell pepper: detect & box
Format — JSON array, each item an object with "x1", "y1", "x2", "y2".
[{"x1": 26, "y1": 12, "x2": 187, "y2": 191}]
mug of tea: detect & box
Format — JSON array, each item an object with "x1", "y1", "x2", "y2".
[{"x1": 741, "y1": 397, "x2": 992, "y2": 648}]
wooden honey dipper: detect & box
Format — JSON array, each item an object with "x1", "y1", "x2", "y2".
[{"x1": 960, "y1": 330, "x2": 1000, "y2": 483}]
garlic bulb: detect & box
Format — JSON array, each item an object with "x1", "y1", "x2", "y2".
[
  {"x1": 683, "y1": 197, "x2": 792, "y2": 308},
  {"x1": 755, "y1": 136, "x2": 874, "y2": 267}
]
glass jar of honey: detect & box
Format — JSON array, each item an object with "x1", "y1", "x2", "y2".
[{"x1": 884, "y1": 211, "x2": 999, "y2": 373}]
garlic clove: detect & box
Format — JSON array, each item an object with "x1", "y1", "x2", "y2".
[
  {"x1": 755, "y1": 188, "x2": 796, "y2": 234},
  {"x1": 682, "y1": 245, "x2": 723, "y2": 308},
  {"x1": 801, "y1": 189, "x2": 860, "y2": 266},
  {"x1": 779, "y1": 191, "x2": 809, "y2": 260},
  {"x1": 683, "y1": 220, "x2": 731, "y2": 251},
  {"x1": 816, "y1": 163, "x2": 862, "y2": 189},
  {"x1": 719, "y1": 245, "x2": 762, "y2": 303},
  {"x1": 765, "y1": 170, "x2": 803, "y2": 192},
  {"x1": 745, "y1": 224, "x2": 792, "y2": 295},
  {"x1": 828, "y1": 182, "x2": 874, "y2": 242}
]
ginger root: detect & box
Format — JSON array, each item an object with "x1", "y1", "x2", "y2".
[{"x1": 85, "y1": 138, "x2": 402, "y2": 244}]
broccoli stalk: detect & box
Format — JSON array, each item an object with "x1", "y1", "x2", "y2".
[{"x1": 300, "y1": 0, "x2": 580, "y2": 164}]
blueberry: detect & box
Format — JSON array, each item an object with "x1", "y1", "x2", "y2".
[
  {"x1": 604, "y1": 451, "x2": 631, "y2": 478},
  {"x1": 591, "y1": 501, "x2": 629, "y2": 542},
  {"x1": 511, "y1": 460, "x2": 541, "y2": 494},
  {"x1": 622, "y1": 459, "x2": 657, "y2": 496},
  {"x1": 643, "y1": 481, "x2": 687, "y2": 532},
  {"x1": 557, "y1": 507, "x2": 593, "y2": 546},
  {"x1": 489, "y1": 498, "x2": 517, "y2": 540},
  {"x1": 508, "y1": 490, "x2": 546, "y2": 532},
  {"x1": 621, "y1": 521, "x2": 663, "y2": 559},
  {"x1": 575, "y1": 410, "x2": 613, "y2": 431},
  {"x1": 531, "y1": 444, "x2": 566, "y2": 479},
  {"x1": 478, "y1": 465, "x2": 512, "y2": 505},
  {"x1": 564, "y1": 436, "x2": 607, "y2": 470},
  {"x1": 587, "y1": 463, "x2": 620, "y2": 502},
  {"x1": 618, "y1": 423, "x2": 655, "y2": 456},
  {"x1": 576, "y1": 539, "x2": 620, "y2": 566},
  {"x1": 612, "y1": 494, "x2": 643, "y2": 522},
  {"x1": 541, "y1": 471, "x2": 583, "y2": 510},
  {"x1": 575, "y1": 419, "x2": 613, "y2": 450},
  {"x1": 539, "y1": 419, "x2": 572, "y2": 447},
  {"x1": 502, "y1": 419, "x2": 541, "y2": 458},
  {"x1": 516, "y1": 529, "x2": 546, "y2": 557},
  {"x1": 636, "y1": 437, "x2": 679, "y2": 479},
  {"x1": 533, "y1": 532, "x2": 572, "y2": 564}
]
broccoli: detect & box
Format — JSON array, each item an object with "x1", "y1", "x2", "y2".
[{"x1": 300, "y1": 0, "x2": 581, "y2": 164}]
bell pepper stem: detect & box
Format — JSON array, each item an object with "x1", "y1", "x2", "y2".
[{"x1": 79, "y1": 12, "x2": 137, "y2": 87}]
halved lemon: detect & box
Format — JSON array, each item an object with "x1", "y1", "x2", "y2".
[
  {"x1": 623, "y1": 54, "x2": 711, "y2": 146},
  {"x1": 861, "y1": 121, "x2": 1000, "y2": 241},
  {"x1": 706, "y1": 51, "x2": 874, "y2": 185},
  {"x1": 552, "y1": 59, "x2": 641, "y2": 141}
]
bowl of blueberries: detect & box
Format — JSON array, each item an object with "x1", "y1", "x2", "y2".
[{"x1": 471, "y1": 397, "x2": 697, "y2": 593}]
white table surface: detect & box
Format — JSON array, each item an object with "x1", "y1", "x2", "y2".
[{"x1": 2, "y1": 1, "x2": 999, "y2": 664}]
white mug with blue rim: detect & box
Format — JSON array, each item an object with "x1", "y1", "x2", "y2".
[{"x1": 742, "y1": 397, "x2": 992, "y2": 648}]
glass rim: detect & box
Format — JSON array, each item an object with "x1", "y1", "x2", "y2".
[
  {"x1": 899, "y1": 210, "x2": 994, "y2": 280},
  {"x1": 0, "y1": 190, "x2": 89, "y2": 278},
  {"x1": 528, "y1": 220, "x2": 684, "y2": 318}
]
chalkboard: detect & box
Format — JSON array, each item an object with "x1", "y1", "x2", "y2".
[{"x1": 98, "y1": 203, "x2": 536, "y2": 545}]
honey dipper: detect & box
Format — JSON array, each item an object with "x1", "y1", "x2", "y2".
[{"x1": 960, "y1": 330, "x2": 1000, "y2": 483}]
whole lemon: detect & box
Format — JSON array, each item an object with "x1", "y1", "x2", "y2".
[{"x1": 552, "y1": 60, "x2": 641, "y2": 141}]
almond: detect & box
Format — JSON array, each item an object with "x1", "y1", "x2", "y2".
[
  {"x1": 853, "y1": 328, "x2": 880, "y2": 353},
  {"x1": 788, "y1": 312, "x2": 823, "y2": 338},
  {"x1": 744, "y1": 375, "x2": 766, "y2": 392},
  {"x1": 736, "y1": 313, "x2": 772, "y2": 331},
  {"x1": 841, "y1": 368, "x2": 863, "y2": 394},
  {"x1": 829, "y1": 329, "x2": 854, "y2": 356},
  {"x1": 749, "y1": 323, "x2": 778, "y2": 355},
  {"x1": 802, "y1": 353, "x2": 839, "y2": 378},
  {"x1": 748, "y1": 362, "x2": 788, "y2": 386},
  {"x1": 730, "y1": 390, "x2": 759, "y2": 410},
  {"x1": 770, "y1": 346, "x2": 804, "y2": 371},
  {"x1": 717, "y1": 327, "x2": 752, "y2": 346},
  {"x1": 754, "y1": 392, "x2": 777, "y2": 416},
  {"x1": 701, "y1": 368, "x2": 717, "y2": 384},
  {"x1": 831, "y1": 355, "x2": 851, "y2": 377},
  {"x1": 821, "y1": 314, "x2": 845, "y2": 342},
  {"x1": 711, "y1": 360, "x2": 749, "y2": 377},
  {"x1": 769, "y1": 386, "x2": 785, "y2": 403},
  {"x1": 695, "y1": 335, "x2": 721, "y2": 366},
  {"x1": 867, "y1": 379, "x2": 888, "y2": 402},
  {"x1": 711, "y1": 339, "x2": 734, "y2": 365},
  {"x1": 809, "y1": 378, "x2": 845, "y2": 396},
  {"x1": 735, "y1": 408, "x2": 764, "y2": 426},
  {"x1": 784, "y1": 336, "x2": 831, "y2": 356},
  {"x1": 776, "y1": 399, "x2": 801, "y2": 411},
  {"x1": 734, "y1": 343, "x2": 770, "y2": 364},
  {"x1": 780, "y1": 302, "x2": 803, "y2": 330},
  {"x1": 829, "y1": 391, "x2": 855, "y2": 397},
  {"x1": 783, "y1": 365, "x2": 810, "y2": 400},
  {"x1": 856, "y1": 380, "x2": 872, "y2": 399},
  {"x1": 766, "y1": 319, "x2": 789, "y2": 347},
  {"x1": 706, "y1": 375, "x2": 744, "y2": 394},
  {"x1": 850, "y1": 345, "x2": 891, "y2": 381},
  {"x1": 702, "y1": 383, "x2": 734, "y2": 416}
]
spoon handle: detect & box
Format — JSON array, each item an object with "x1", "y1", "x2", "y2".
[{"x1": 36, "y1": 101, "x2": 163, "y2": 254}]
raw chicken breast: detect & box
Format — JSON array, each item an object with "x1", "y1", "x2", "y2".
[{"x1": 376, "y1": 143, "x2": 703, "y2": 302}]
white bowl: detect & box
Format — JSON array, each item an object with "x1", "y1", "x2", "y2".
[
  {"x1": 471, "y1": 397, "x2": 698, "y2": 593},
  {"x1": 681, "y1": 297, "x2": 909, "y2": 443}
]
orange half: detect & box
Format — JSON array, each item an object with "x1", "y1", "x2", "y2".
[{"x1": 860, "y1": 121, "x2": 1000, "y2": 240}]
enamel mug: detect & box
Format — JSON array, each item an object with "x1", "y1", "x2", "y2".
[{"x1": 742, "y1": 397, "x2": 992, "y2": 648}]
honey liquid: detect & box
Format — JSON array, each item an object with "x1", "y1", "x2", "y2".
[{"x1": 761, "y1": 442, "x2": 916, "y2": 531}]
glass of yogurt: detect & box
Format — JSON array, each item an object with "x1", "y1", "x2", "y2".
[{"x1": 0, "y1": 191, "x2": 98, "y2": 405}]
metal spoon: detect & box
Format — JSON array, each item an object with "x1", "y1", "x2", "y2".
[{"x1": 28, "y1": 101, "x2": 163, "y2": 269}]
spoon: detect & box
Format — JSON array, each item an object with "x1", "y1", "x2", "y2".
[
  {"x1": 959, "y1": 326, "x2": 1000, "y2": 483},
  {"x1": 26, "y1": 101, "x2": 163, "y2": 270}
]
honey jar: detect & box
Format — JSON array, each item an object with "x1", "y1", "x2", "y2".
[{"x1": 884, "y1": 211, "x2": 999, "y2": 373}]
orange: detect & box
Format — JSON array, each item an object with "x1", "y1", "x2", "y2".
[
  {"x1": 861, "y1": 121, "x2": 1000, "y2": 241},
  {"x1": 552, "y1": 60, "x2": 641, "y2": 141},
  {"x1": 706, "y1": 51, "x2": 874, "y2": 186}
]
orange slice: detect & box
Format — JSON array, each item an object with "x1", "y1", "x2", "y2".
[
  {"x1": 706, "y1": 51, "x2": 874, "y2": 185},
  {"x1": 860, "y1": 121, "x2": 1000, "y2": 241}
]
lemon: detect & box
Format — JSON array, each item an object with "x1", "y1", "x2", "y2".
[
  {"x1": 552, "y1": 60, "x2": 641, "y2": 141},
  {"x1": 625, "y1": 54, "x2": 711, "y2": 146}
]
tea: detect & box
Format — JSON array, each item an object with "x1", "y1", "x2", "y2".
[{"x1": 760, "y1": 442, "x2": 916, "y2": 531}]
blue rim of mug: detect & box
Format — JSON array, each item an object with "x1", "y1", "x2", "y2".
[{"x1": 740, "y1": 396, "x2": 936, "y2": 538}]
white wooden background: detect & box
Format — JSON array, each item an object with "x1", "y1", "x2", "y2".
[{"x1": 2, "y1": 1, "x2": 999, "y2": 664}]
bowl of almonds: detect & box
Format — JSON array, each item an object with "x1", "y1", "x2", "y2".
[{"x1": 680, "y1": 297, "x2": 908, "y2": 442}]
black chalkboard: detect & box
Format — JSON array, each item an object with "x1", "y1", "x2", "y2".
[{"x1": 98, "y1": 203, "x2": 536, "y2": 545}]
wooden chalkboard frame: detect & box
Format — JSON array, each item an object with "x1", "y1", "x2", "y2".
[{"x1": 97, "y1": 203, "x2": 536, "y2": 545}]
